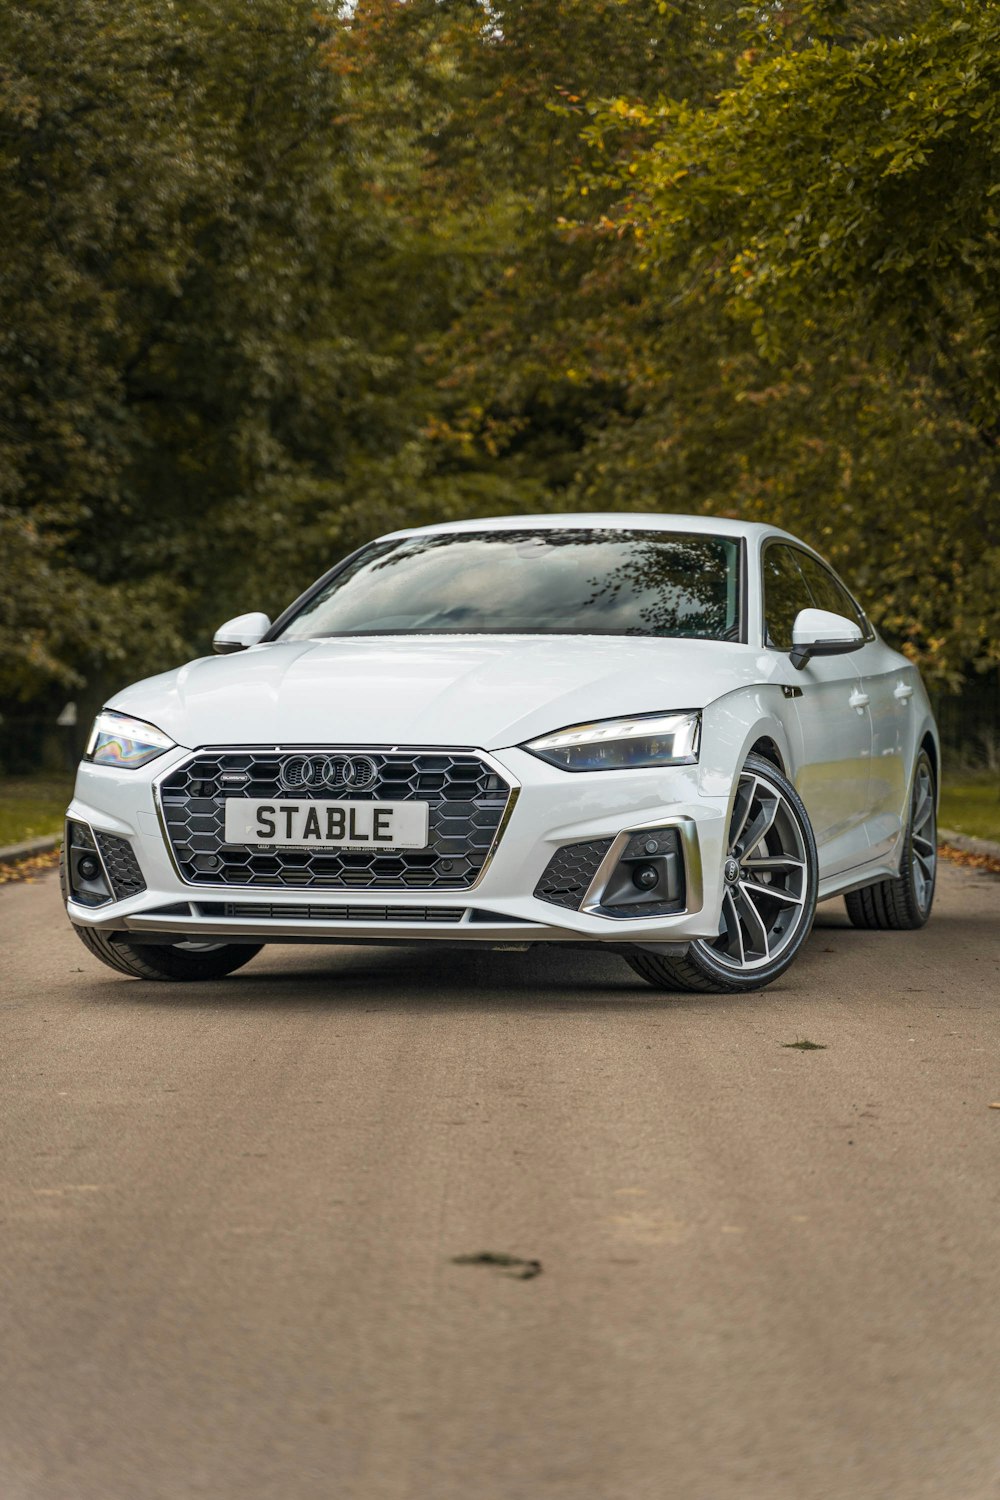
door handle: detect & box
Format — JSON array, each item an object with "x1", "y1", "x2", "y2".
[
  {"x1": 848, "y1": 689, "x2": 870, "y2": 713},
  {"x1": 894, "y1": 682, "x2": 914, "y2": 701}
]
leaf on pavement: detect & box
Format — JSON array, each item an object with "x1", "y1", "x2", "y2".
[{"x1": 452, "y1": 1251, "x2": 542, "y2": 1280}]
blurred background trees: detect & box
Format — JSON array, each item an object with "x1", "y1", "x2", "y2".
[{"x1": 1, "y1": 0, "x2": 997, "y2": 765}]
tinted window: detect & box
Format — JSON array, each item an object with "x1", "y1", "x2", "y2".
[
  {"x1": 277, "y1": 529, "x2": 742, "y2": 641},
  {"x1": 795, "y1": 552, "x2": 865, "y2": 633},
  {"x1": 762, "y1": 545, "x2": 812, "y2": 649}
]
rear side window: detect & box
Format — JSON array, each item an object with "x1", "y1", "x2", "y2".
[{"x1": 762, "y1": 545, "x2": 813, "y2": 649}]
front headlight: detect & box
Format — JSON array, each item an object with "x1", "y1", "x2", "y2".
[
  {"x1": 84, "y1": 710, "x2": 176, "y2": 769},
  {"x1": 523, "y1": 710, "x2": 701, "y2": 772}
]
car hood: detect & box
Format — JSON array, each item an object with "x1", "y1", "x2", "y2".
[{"x1": 110, "y1": 635, "x2": 765, "y2": 751}]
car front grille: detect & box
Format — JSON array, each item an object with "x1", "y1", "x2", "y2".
[{"x1": 158, "y1": 750, "x2": 513, "y2": 891}]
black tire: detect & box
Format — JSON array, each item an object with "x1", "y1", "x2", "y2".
[
  {"x1": 845, "y1": 750, "x2": 936, "y2": 931},
  {"x1": 625, "y1": 752, "x2": 818, "y2": 994},
  {"x1": 72, "y1": 924, "x2": 262, "y2": 981}
]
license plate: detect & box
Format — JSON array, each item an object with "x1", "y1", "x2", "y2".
[{"x1": 223, "y1": 799, "x2": 429, "y2": 850}]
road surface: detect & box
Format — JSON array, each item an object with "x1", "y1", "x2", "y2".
[{"x1": 1, "y1": 863, "x2": 998, "y2": 1500}]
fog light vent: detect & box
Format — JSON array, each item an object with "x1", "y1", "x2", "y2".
[
  {"x1": 66, "y1": 821, "x2": 112, "y2": 907},
  {"x1": 596, "y1": 828, "x2": 685, "y2": 917},
  {"x1": 534, "y1": 838, "x2": 613, "y2": 911},
  {"x1": 95, "y1": 832, "x2": 146, "y2": 901}
]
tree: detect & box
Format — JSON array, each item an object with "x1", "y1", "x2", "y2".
[
  {"x1": 571, "y1": 0, "x2": 1000, "y2": 680},
  {"x1": 0, "y1": 0, "x2": 415, "y2": 707},
  {"x1": 2, "y1": 0, "x2": 993, "y2": 734}
]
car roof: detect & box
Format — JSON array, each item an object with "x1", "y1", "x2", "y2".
[{"x1": 377, "y1": 513, "x2": 798, "y2": 546}]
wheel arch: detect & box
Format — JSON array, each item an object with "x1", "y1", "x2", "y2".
[
  {"x1": 919, "y1": 730, "x2": 939, "y2": 796},
  {"x1": 700, "y1": 693, "x2": 796, "y2": 795},
  {"x1": 748, "y1": 735, "x2": 785, "y2": 774},
  {"x1": 704, "y1": 710, "x2": 799, "y2": 850}
]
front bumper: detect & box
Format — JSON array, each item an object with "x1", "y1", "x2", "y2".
[{"x1": 65, "y1": 745, "x2": 730, "y2": 947}]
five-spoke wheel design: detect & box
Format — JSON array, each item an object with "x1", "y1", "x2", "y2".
[
  {"x1": 625, "y1": 752, "x2": 818, "y2": 994},
  {"x1": 698, "y1": 766, "x2": 812, "y2": 973}
]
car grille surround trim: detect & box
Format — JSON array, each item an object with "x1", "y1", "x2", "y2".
[{"x1": 156, "y1": 747, "x2": 516, "y2": 892}]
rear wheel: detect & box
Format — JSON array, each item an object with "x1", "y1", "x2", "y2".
[
  {"x1": 625, "y1": 753, "x2": 818, "y2": 994},
  {"x1": 845, "y1": 750, "x2": 936, "y2": 931},
  {"x1": 73, "y1": 925, "x2": 262, "y2": 981}
]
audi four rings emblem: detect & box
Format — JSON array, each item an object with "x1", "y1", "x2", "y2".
[{"x1": 278, "y1": 755, "x2": 379, "y2": 792}]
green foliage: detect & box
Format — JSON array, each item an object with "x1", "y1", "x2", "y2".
[
  {"x1": 0, "y1": 0, "x2": 994, "y2": 724},
  {"x1": 575, "y1": 0, "x2": 1000, "y2": 677},
  {"x1": 0, "y1": 0, "x2": 410, "y2": 699}
]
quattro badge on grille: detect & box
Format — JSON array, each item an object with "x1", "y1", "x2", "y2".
[{"x1": 278, "y1": 754, "x2": 379, "y2": 792}]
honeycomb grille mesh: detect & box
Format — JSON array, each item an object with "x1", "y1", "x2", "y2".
[
  {"x1": 95, "y1": 832, "x2": 147, "y2": 901},
  {"x1": 159, "y1": 751, "x2": 512, "y2": 890},
  {"x1": 534, "y1": 838, "x2": 613, "y2": 911}
]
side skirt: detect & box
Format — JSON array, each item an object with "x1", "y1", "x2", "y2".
[{"x1": 817, "y1": 861, "x2": 902, "y2": 904}]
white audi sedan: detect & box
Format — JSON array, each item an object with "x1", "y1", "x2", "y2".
[{"x1": 63, "y1": 515, "x2": 939, "y2": 992}]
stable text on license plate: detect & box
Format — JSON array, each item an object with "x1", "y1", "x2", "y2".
[{"x1": 224, "y1": 799, "x2": 429, "y2": 850}]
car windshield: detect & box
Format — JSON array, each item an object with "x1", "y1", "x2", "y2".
[{"x1": 276, "y1": 528, "x2": 742, "y2": 641}]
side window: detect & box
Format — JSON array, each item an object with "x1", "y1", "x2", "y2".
[
  {"x1": 795, "y1": 553, "x2": 866, "y2": 634},
  {"x1": 762, "y1": 545, "x2": 812, "y2": 649}
]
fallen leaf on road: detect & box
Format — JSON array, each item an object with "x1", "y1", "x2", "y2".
[
  {"x1": 0, "y1": 849, "x2": 61, "y2": 885},
  {"x1": 938, "y1": 844, "x2": 1000, "y2": 876},
  {"x1": 783, "y1": 1039, "x2": 827, "y2": 1050},
  {"x1": 452, "y1": 1251, "x2": 542, "y2": 1280}
]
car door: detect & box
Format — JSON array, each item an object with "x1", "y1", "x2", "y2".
[
  {"x1": 762, "y1": 543, "x2": 873, "y2": 878},
  {"x1": 790, "y1": 550, "x2": 911, "y2": 861},
  {"x1": 850, "y1": 636, "x2": 917, "y2": 858}
]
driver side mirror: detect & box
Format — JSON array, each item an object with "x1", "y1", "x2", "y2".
[
  {"x1": 213, "y1": 611, "x2": 271, "y2": 655},
  {"x1": 789, "y1": 608, "x2": 863, "y2": 671}
]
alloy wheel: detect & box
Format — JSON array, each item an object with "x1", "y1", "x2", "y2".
[
  {"x1": 909, "y1": 761, "x2": 937, "y2": 916},
  {"x1": 696, "y1": 768, "x2": 811, "y2": 973}
]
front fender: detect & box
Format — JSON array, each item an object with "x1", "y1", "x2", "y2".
[
  {"x1": 698, "y1": 688, "x2": 796, "y2": 802},
  {"x1": 693, "y1": 689, "x2": 798, "y2": 929}
]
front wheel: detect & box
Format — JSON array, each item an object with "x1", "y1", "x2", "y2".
[
  {"x1": 625, "y1": 753, "x2": 818, "y2": 994},
  {"x1": 73, "y1": 925, "x2": 262, "y2": 981}
]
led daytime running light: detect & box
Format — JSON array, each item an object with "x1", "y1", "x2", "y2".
[
  {"x1": 86, "y1": 711, "x2": 176, "y2": 769},
  {"x1": 524, "y1": 711, "x2": 700, "y2": 772}
]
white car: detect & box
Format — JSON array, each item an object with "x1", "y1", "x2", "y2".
[{"x1": 63, "y1": 514, "x2": 939, "y2": 992}]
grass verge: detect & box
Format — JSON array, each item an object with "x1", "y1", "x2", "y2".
[
  {"x1": 0, "y1": 775, "x2": 74, "y2": 846},
  {"x1": 939, "y1": 772, "x2": 1000, "y2": 843}
]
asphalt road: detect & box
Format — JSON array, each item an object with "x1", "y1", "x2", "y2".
[{"x1": 2, "y1": 863, "x2": 998, "y2": 1500}]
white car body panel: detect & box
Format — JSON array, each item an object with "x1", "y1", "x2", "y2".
[
  {"x1": 64, "y1": 514, "x2": 939, "y2": 958},
  {"x1": 110, "y1": 635, "x2": 791, "y2": 755}
]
